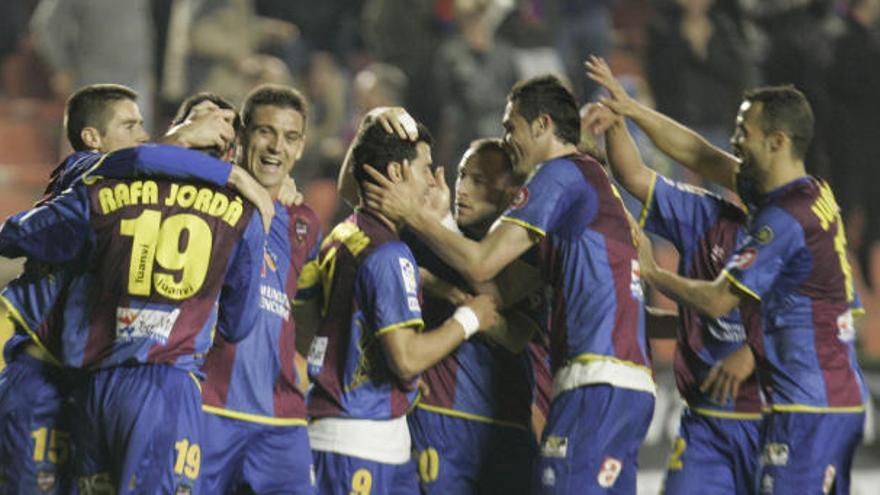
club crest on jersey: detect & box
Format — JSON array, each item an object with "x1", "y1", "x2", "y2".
[
  {"x1": 511, "y1": 187, "x2": 529, "y2": 209},
  {"x1": 755, "y1": 225, "x2": 774, "y2": 245},
  {"x1": 731, "y1": 248, "x2": 758, "y2": 270},
  {"x1": 399, "y1": 258, "x2": 417, "y2": 294},
  {"x1": 295, "y1": 218, "x2": 309, "y2": 243},
  {"x1": 116, "y1": 306, "x2": 181, "y2": 345},
  {"x1": 262, "y1": 251, "x2": 278, "y2": 276}
]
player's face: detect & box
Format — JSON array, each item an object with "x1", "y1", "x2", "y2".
[
  {"x1": 455, "y1": 151, "x2": 514, "y2": 229},
  {"x1": 502, "y1": 101, "x2": 541, "y2": 175},
  {"x1": 242, "y1": 105, "x2": 305, "y2": 196},
  {"x1": 98, "y1": 99, "x2": 149, "y2": 153},
  {"x1": 404, "y1": 141, "x2": 435, "y2": 198},
  {"x1": 730, "y1": 100, "x2": 766, "y2": 180}
]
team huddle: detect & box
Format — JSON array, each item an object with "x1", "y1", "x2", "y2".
[{"x1": 0, "y1": 55, "x2": 866, "y2": 495}]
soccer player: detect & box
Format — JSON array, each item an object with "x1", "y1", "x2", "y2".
[
  {"x1": 593, "y1": 63, "x2": 867, "y2": 493},
  {"x1": 0, "y1": 117, "x2": 269, "y2": 494},
  {"x1": 362, "y1": 75, "x2": 654, "y2": 494},
  {"x1": 297, "y1": 119, "x2": 498, "y2": 495},
  {"x1": 585, "y1": 58, "x2": 763, "y2": 493},
  {"x1": 198, "y1": 85, "x2": 322, "y2": 494},
  {"x1": 405, "y1": 137, "x2": 549, "y2": 494},
  {"x1": 0, "y1": 83, "x2": 236, "y2": 494}
]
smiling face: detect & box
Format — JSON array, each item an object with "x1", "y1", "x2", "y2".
[
  {"x1": 96, "y1": 99, "x2": 149, "y2": 152},
  {"x1": 730, "y1": 100, "x2": 767, "y2": 181},
  {"x1": 241, "y1": 104, "x2": 305, "y2": 196},
  {"x1": 455, "y1": 148, "x2": 515, "y2": 231},
  {"x1": 502, "y1": 101, "x2": 543, "y2": 176}
]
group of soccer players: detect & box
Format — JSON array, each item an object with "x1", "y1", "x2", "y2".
[{"x1": 0, "y1": 51, "x2": 868, "y2": 495}]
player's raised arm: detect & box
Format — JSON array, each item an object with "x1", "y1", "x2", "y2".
[
  {"x1": 584, "y1": 102, "x2": 655, "y2": 202},
  {"x1": 585, "y1": 55, "x2": 739, "y2": 192}
]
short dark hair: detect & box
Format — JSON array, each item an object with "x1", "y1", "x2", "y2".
[
  {"x1": 172, "y1": 92, "x2": 240, "y2": 130},
  {"x1": 350, "y1": 119, "x2": 433, "y2": 187},
  {"x1": 241, "y1": 84, "x2": 308, "y2": 131},
  {"x1": 508, "y1": 75, "x2": 580, "y2": 146},
  {"x1": 743, "y1": 85, "x2": 814, "y2": 160},
  {"x1": 468, "y1": 137, "x2": 515, "y2": 171},
  {"x1": 64, "y1": 84, "x2": 138, "y2": 151}
]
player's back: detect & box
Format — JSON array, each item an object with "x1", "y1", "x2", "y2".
[{"x1": 61, "y1": 176, "x2": 261, "y2": 372}]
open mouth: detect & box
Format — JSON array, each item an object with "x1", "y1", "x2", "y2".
[
  {"x1": 260, "y1": 156, "x2": 283, "y2": 170},
  {"x1": 456, "y1": 202, "x2": 472, "y2": 214}
]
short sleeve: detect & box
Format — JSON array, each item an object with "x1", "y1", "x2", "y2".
[
  {"x1": 722, "y1": 206, "x2": 804, "y2": 301},
  {"x1": 499, "y1": 160, "x2": 587, "y2": 238},
  {"x1": 641, "y1": 174, "x2": 731, "y2": 255},
  {"x1": 357, "y1": 243, "x2": 424, "y2": 336},
  {"x1": 217, "y1": 212, "x2": 266, "y2": 342}
]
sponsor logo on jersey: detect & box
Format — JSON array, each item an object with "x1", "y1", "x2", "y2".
[
  {"x1": 822, "y1": 464, "x2": 836, "y2": 494},
  {"x1": 731, "y1": 248, "x2": 758, "y2": 270},
  {"x1": 630, "y1": 259, "x2": 644, "y2": 300},
  {"x1": 597, "y1": 456, "x2": 623, "y2": 488},
  {"x1": 408, "y1": 296, "x2": 421, "y2": 312},
  {"x1": 259, "y1": 284, "x2": 290, "y2": 321},
  {"x1": 762, "y1": 443, "x2": 789, "y2": 466},
  {"x1": 540, "y1": 435, "x2": 568, "y2": 458},
  {"x1": 116, "y1": 306, "x2": 181, "y2": 345},
  {"x1": 399, "y1": 258, "x2": 417, "y2": 294},
  {"x1": 511, "y1": 187, "x2": 529, "y2": 209}
]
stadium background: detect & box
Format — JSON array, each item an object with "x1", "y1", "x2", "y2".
[{"x1": 0, "y1": 0, "x2": 877, "y2": 492}]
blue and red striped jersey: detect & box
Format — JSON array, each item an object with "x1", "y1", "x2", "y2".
[
  {"x1": 723, "y1": 176, "x2": 867, "y2": 411},
  {"x1": 301, "y1": 210, "x2": 424, "y2": 421},
  {"x1": 499, "y1": 153, "x2": 651, "y2": 388},
  {"x1": 201, "y1": 203, "x2": 322, "y2": 424}
]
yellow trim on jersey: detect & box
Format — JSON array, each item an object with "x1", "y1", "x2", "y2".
[
  {"x1": 416, "y1": 403, "x2": 529, "y2": 431},
  {"x1": 690, "y1": 406, "x2": 762, "y2": 420},
  {"x1": 570, "y1": 352, "x2": 653, "y2": 377},
  {"x1": 376, "y1": 319, "x2": 425, "y2": 337},
  {"x1": 764, "y1": 404, "x2": 865, "y2": 414},
  {"x1": 188, "y1": 372, "x2": 202, "y2": 393},
  {"x1": 80, "y1": 152, "x2": 112, "y2": 185},
  {"x1": 638, "y1": 171, "x2": 658, "y2": 228},
  {"x1": 295, "y1": 259, "x2": 321, "y2": 299},
  {"x1": 722, "y1": 270, "x2": 761, "y2": 301},
  {"x1": 498, "y1": 217, "x2": 546, "y2": 238},
  {"x1": 202, "y1": 405, "x2": 309, "y2": 426},
  {"x1": 0, "y1": 295, "x2": 63, "y2": 367},
  {"x1": 852, "y1": 307, "x2": 866, "y2": 318}
]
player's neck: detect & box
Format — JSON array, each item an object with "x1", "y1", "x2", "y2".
[
  {"x1": 759, "y1": 159, "x2": 807, "y2": 193},
  {"x1": 362, "y1": 205, "x2": 401, "y2": 233},
  {"x1": 542, "y1": 140, "x2": 579, "y2": 164}
]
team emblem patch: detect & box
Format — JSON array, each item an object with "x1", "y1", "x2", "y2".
[
  {"x1": 36, "y1": 470, "x2": 56, "y2": 492},
  {"x1": 511, "y1": 187, "x2": 529, "y2": 209},
  {"x1": 540, "y1": 436, "x2": 568, "y2": 458},
  {"x1": 399, "y1": 258, "x2": 417, "y2": 293},
  {"x1": 295, "y1": 218, "x2": 309, "y2": 243},
  {"x1": 597, "y1": 456, "x2": 623, "y2": 488},
  {"x1": 755, "y1": 225, "x2": 774, "y2": 244},
  {"x1": 731, "y1": 248, "x2": 758, "y2": 270}
]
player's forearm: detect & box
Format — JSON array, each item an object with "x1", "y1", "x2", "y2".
[
  {"x1": 605, "y1": 120, "x2": 654, "y2": 202},
  {"x1": 644, "y1": 267, "x2": 734, "y2": 319},
  {"x1": 391, "y1": 321, "x2": 467, "y2": 380},
  {"x1": 408, "y1": 210, "x2": 498, "y2": 283},
  {"x1": 483, "y1": 311, "x2": 536, "y2": 354},
  {"x1": 626, "y1": 102, "x2": 738, "y2": 191}
]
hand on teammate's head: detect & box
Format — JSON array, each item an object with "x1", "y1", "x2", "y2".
[
  {"x1": 362, "y1": 164, "x2": 423, "y2": 223},
  {"x1": 368, "y1": 106, "x2": 419, "y2": 141},
  {"x1": 582, "y1": 102, "x2": 622, "y2": 136},
  {"x1": 164, "y1": 105, "x2": 237, "y2": 151},
  {"x1": 465, "y1": 294, "x2": 499, "y2": 331}
]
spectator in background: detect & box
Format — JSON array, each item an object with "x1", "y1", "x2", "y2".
[
  {"x1": 433, "y1": 0, "x2": 518, "y2": 185},
  {"x1": 827, "y1": 0, "x2": 880, "y2": 287},
  {"x1": 647, "y1": 0, "x2": 756, "y2": 152},
  {"x1": 30, "y1": 0, "x2": 155, "y2": 129},
  {"x1": 556, "y1": 0, "x2": 615, "y2": 102}
]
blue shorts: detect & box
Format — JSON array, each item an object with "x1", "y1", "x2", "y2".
[
  {"x1": 757, "y1": 410, "x2": 864, "y2": 495},
  {"x1": 534, "y1": 385, "x2": 654, "y2": 495},
  {"x1": 662, "y1": 408, "x2": 761, "y2": 494},
  {"x1": 408, "y1": 407, "x2": 537, "y2": 494},
  {"x1": 312, "y1": 451, "x2": 419, "y2": 495},
  {"x1": 201, "y1": 412, "x2": 315, "y2": 494},
  {"x1": 0, "y1": 353, "x2": 75, "y2": 495},
  {"x1": 73, "y1": 365, "x2": 203, "y2": 494}
]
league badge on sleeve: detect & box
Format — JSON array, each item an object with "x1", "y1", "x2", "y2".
[
  {"x1": 399, "y1": 257, "x2": 417, "y2": 294},
  {"x1": 731, "y1": 248, "x2": 758, "y2": 270}
]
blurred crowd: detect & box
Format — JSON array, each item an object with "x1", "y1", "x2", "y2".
[{"x1": 1, "y1": 0, "x2": 879, "y2": 349}]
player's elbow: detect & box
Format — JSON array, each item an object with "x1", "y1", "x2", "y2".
[
  {"x1": 703, "y1": 296, "x2": 737, "y2": 320},
  {"x1": 465, "y1": 263, "x2": 497, "y2": 284},
  {"x1": 387, "y1": 354, "x2": 420, "y2": 382}
]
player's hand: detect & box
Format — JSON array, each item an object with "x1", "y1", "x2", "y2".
[
  {"x1": 700, "y1": 345, "x2": 755, "y2": 405},
  {"x1": 277, "y1": 176, "x2": 304, "y2": 207},
  {"x1": 584, "y1": 55, "x2": 637, "y2": 117},
  {"x1": 228, "y1": 167, "x2": 275, "y2": 232},
  {"x1": 416, "y1": 378, "x2": 431, "y2": 398},
  {"x1": 583, "y1": 102, "x2": 624, "y2": 136},
  {"x1": 465, "y1": 294, "x2": 500, "y2": 331},
  {"x1": 626, "y1": 212, "x2": 657, "y2": 281},
  {"x1": 362, "y1": 163, "x2": 424, "y2": 224},
  {"x1": 162, "y1": 105, "x2": 237, "y2": 150},
  {"x1": 365, "y1": 106, "x2": 419, "y2": 141},
  {"x1": 426, "y1": 167, "x2": 451, "y2": 220}
]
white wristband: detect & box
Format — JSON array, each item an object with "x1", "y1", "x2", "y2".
[{"x1": 453, "y1": 306, "x2": 480, "y2": 339}]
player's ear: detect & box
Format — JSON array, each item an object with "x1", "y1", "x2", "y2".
[
  {"x1": 387, "y1": 161, "x2": 403, "y2": 183},
  {"x1": 532, "y1": 114, "x2": 550, "y2": 138},
  {"x1": 768, "y1": 131, "x2": 786, "y2": 153},
  {"x1": 81, "y1": 127, "x2": 102, "y2": 151}
]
